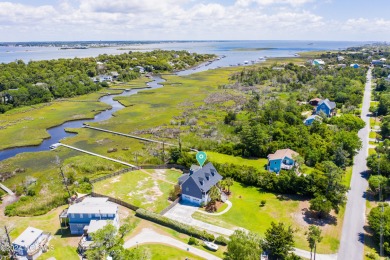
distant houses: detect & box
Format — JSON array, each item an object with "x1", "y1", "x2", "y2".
[
  {"x1": 178, "y1": 162, "x2": 222, "y2": 206},
  {"x1": 60, "y1": 197, "x2": 119, "y2": 235},
  {"x1": 12, "y1": 226, "x2": 50, "y2": 260},
  {"x1": 371, "y1": 60, "x2": 384, "y2": 66},
  {"x1": 92, "y1": 75, "x2": 113, "y2": 83},
  {"x1": 304, "y1": 115, "x2": 322, "y2": 126},
  {"x1": 312, "y1": 59, "x2": 325, "y2": 66},
  {"x1": 267, "y1": 149, "x2": 299, "y2": 174},
  {"x1": 315, "y1": 98, "x2": 336, "y2": 117},
  {"x1": 309, "y1": 97, "x2": 321, "y2": 106}
]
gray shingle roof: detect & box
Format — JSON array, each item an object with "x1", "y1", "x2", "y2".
[
  {"x1": 182, "y1": 162, "x2": 222, "y2": 193},
  {"x1": 319, "y1": 98, "x2": 336, "y2": 110}
]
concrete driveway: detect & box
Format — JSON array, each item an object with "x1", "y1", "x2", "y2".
[{"x1": 163, "y1": 202, "x2": 234, "y2": 236}]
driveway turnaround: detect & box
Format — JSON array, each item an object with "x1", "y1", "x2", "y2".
[
  {"x1": 196, "y1": 200, "x2": 232, "y2": 216},
  {"x1": 124, "y1": 228, "x2": 221, "y2": 260},
  {"x1": 338, "y1": 68, "x2": 372, "y2": 260},
  {"x1": 163, "y1": 202, "x2": 234, "y2": 236}
]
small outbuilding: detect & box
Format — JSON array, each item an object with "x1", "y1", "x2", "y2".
[
  {"x1": 304, "y1": 115, "x2": 322, "y2": 126},
  {"x1": 350, "y1": 63, "x2": 360, "y2": 69}
]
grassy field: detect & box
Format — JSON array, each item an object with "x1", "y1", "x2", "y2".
[
  {"x1": 1, "y1": 148, "x2": 126, "y2": 216},
  {"x1": 206, "y1": 151, "x2": 268, "y2": 171},
  {"x1": 134, "y1": 244, "x2": 204, "y2": 260},
  {"x1": 93, "y1": 169, "x2": 181, "y2": 213},
  {"x1": 192, "y1": 182, "x2": 343, "y2": 253}
]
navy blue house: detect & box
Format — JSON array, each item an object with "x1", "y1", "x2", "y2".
[{"x1": 179, "y1": 163, "x2": 222, "y2": 206}]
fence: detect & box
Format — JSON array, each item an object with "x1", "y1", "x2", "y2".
[
  {"x1": 159, "y1": 197, "x2": 181, "y2": 215},
  {"x1": 140, "y1": 164, "x2": 188, "y2": 172},
  {"x1": 90, "y1": 167, "x2": 137, "y2": 183},
  {"x1": 91, "y1": 192, "x2": 139, "y2": 211}
]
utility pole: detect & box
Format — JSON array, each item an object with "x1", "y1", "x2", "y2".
[
  {"x1": 178, "y1": 132, "x2": 182, "y2": 153},
  {"x1": 4, "y1": 226, "x2": 14, "y2": 259},
  {"x1": 378, "y1": 154, "x2": 384, "y2": 257},
  {"x1": 162, "y1": 141, "x2": 165, "y2": 164},
  {"x1": 134, "y1": 152, "x2": 139, "y2": 166}
]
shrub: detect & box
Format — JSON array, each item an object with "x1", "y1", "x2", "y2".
[
  {"x1": 214, "y1": 236, "x2": 228, "y2": 246},
  {"x1": 135, "y1": 208, "x2": 214, "y2": 241},
  {"x1": 26, "y1": 189, "x2": 36, "y2": 197},
  {"x1": 260, "y1": 200, "x2": 266, "y2": 207},
  {"x1": 188, "y1": 237, "x2": 199, "y2": 245}
]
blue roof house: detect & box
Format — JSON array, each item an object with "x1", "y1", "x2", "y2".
[
  {"x1": 178, "y1": 162, "x2": 222, "y2": 206},
  {"x1": 315, "y1": 99, "x2": 336, "y2": 117},
  {"x1": 304, "y1": 115, "x2": 322, "y2": 126},
  {"x1": 350, "y1": 63, "x2": 360, "y2": 69},
  {"x1": 12, "y1": 227, "x2": 50, "y2": 260},
  {"x1": 267, "y1": 149, "x2": 299, "y2": 174},
  {"x1": 64, "y1": 197, "x2": 119, "y2": 235}
]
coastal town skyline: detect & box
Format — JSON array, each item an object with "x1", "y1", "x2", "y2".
[{"x1": 1, "y1": 0, "x2": 390, "y2": 42}]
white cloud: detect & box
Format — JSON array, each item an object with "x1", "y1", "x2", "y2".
[
  {"x1": 342, "y1": 18, "x2": 390, "y2": 33},
  {"x1": 0, "y1": 2, "x2": 57, "y2": 24},
  {"x1": 236, "y1": 0, "x2": 314, "y2": 7},
  {"x1": 0, "y1": 0, "x2": 388, "y2": 41}
]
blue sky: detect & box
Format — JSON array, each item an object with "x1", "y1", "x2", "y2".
[{"x1": 0, "y1": 0, "x2": 389, "y2": 41}]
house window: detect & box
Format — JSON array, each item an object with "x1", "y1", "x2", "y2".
[
  {"x1": 88, "y1": 214, "x2": 92, "y2": 218},
  {"x1": 71, "y1": 213, "x2": 75, "y2": 218},
  {"x1": 95, "y1": 214, "x2": 100, "y2": 218},
  {"x1": 186, "y1": 187, "x2": 189, "y2": 192},
  {"x1": 274, "y1": 162, "x2": 277, "y2": 164},
  {"x1": 102, "y1": 214, "x2": 107, "y2": 217},
  {"x1": 79, "y1": 214, "x2": 83, "y2": 218}
]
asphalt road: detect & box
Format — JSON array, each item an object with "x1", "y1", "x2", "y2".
[{"x1": 338, "y1": 68, "x2": 372, "y2": 260}]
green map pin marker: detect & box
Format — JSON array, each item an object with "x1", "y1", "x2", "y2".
[{"x1": 196, "y1": 151, "x2": 207, "y2": 167}]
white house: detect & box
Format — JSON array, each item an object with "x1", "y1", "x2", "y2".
[{"x1": 12, "y1": 227, "x2": 50, "y2": 260}]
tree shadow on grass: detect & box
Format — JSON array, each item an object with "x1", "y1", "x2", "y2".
[
  {"x1": 363, "y1": 225, "x2": 380, "y2": 253},
  {"x1": 302, "y1": 208, "x2": 337, "y2": 226}
]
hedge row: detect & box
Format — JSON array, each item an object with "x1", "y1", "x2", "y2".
[{"x1": 135, "y1": 208, "x2": 215, "y2": 241}]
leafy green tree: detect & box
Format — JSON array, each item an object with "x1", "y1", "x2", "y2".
[
  {"x1": 224, "y1": 177, "x2": 234, "y2": 194},
  {"x1": 262, "y1": 222, "x2": 295, "y2": 260},
  {"x1": 86, "y1": 223, "x2": 148, "y2": 260},
  {"x1": 309, "y1": 195, "x2": 332, "y2": 218},
  {"x1": 224, "y1": 230, "x2": 262, "y2": 260},
  {"x1": 208, "y1": 186, "x2": 221, "y2": 203},
  {"x1": 368, "y1": 203, "x2": 390, "y2": 255},
  {"x1": 306, "y1": 225, "x2": 323, "y2": 260},
  {"x1": 333, "y1": 147, "x2": 350, "y2": 169},
  {"x1": 368, "y1": 175, "x2": 388, "y2": 196}
]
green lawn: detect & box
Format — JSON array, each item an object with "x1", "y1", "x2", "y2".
[
  {"x1": 369, "y1": 148, "x2": 377, "y2": 155},
  {"x1": 343, "y1": 167, "x2": 353, "y2": 188},
  {"x1": 93, "y1": 169, "x2": 181, "y2": 213},
  {"x1": 133, "y1": 243, "x2": 204, "y2": 260},
  {"x1": 192, "y1": 182, "x2": 343, "y2": 253},
  {"x1": 206, "y1": 151, "x2": 268, "y2": 171}
]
